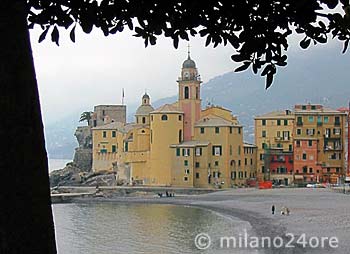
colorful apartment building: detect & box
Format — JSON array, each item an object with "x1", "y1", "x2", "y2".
[
  {"x1": 255, "y1": 105, "x2": 347, "y2": 185},
  {"x1": 91, "y1": 53, "x2": 255, "y2": 188},
  {"x1": 294, "y1": 104, "x2": 346, "y2": 184},
  {"x1": 254, "y1": 110, "x2": 294, "y2": 183}
]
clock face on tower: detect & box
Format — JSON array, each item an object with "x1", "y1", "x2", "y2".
[{"x1": 184, "y1": 71, "x2": 190, "y2": 79}]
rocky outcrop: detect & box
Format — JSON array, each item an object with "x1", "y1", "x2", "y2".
[
  {"x1": 73, "y1": 126, "x2": 93, "y2": 171},
  {"x1": 50, "y1": 163, "x2": 120, "y2": 187}
]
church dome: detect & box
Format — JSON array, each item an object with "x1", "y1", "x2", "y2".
[
  {"x1": 136, "y1": 104, "x2": 154, "y2": 116},
  {"x1": 182, "y1": 56, "x2": 196, "y2": 68}
]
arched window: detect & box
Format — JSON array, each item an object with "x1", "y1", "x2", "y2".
[
  {"x1": 142, "y1": 117, "x2": 146, "y2": 124},
  {"x1": 161, "y1": 115, "x2": 168, "y2": 121},
  {"x1": 184, "y1": 86, "x2": 189, "y2": 99},
  {"x1": 179, "y1": 130, "x2": 182, "y2": 143},
  {"x1": 178, "y1": 115, "x2": 182, "y2": 121}
]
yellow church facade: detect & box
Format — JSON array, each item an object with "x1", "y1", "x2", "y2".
[{"x1": 92, "y1": 53, "x2": 257, "y2": 188}]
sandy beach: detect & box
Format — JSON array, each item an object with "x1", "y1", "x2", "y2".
[{"x1": 63, "y1": 188, "x2": 350, "y2": 254}]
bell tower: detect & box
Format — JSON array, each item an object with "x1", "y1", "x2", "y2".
[{"x1": 178, "y1": 47, "x2": 202, "y2": 141}]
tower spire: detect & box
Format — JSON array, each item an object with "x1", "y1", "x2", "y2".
[{"x1": 187, "y1": 43, "x2": 191, "y2": 59}]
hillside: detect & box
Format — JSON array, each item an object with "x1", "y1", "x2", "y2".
[{"x1": 46, "y1": 46, "x2": 350, "y2": 158}]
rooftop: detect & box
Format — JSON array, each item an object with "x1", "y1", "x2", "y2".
[
  {"x1": 151, "y1": 104, "x2": 183, "y2": 114},
  {"x1": 255, "y1": 110, "x2": 294, "y2": 119},
  {"x1": 195, "y1": 115, "x2": 241, "y2": 127}
]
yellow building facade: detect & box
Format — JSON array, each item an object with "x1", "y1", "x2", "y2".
[{"x1": 91, "y1": 53, "x2": 255, "y2": 188}]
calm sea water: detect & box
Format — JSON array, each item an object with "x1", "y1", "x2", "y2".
[{"x1": 53, "y1": 203, "x2": 256, "y2": 254}]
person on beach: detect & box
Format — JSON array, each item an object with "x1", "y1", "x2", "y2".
[{"x1": 272, "y1": 205, "x2": 275, "y2": 215}]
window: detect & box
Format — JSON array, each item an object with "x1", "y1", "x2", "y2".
[
  {"x1": 283, "y1": 131, "x2": 290, "y2": 140},
  {"x1": 212, "y1": 146, "x2": 222, "y2": 156},
  {"x1": 250, "y1": 158, "x2": 253, "y2": 165},
  {"x1": 311, "y1": 105, "x2": 316, "y2": 110},
  {"x1": 325, "y1": 128, "x2": 331, "y2": 137},
  {"x1": 195, "y1": 147, "x2": 202, "y2": 156},
  {"x1": 238, "y1": 128, "x2": 241, "y2": 134},
  {"x1": 230, "y1": 127, "x2": 233, "y2": 134},
  {"x1": 161, "y1": 115, "x2": 168, "y2": 121},
  {"x1": 178, "y1": 115, "x2": 182, "y2": 121},
  {"x1": 262, "y1": 130, "x2": 266, "y2": 137},
  {"x1": 151, "y1": 115, "x2": 153, "y2": 121},
  {"x1": 308, "y1": 140, "x2": 313, "y2": 147},
  {"x1": 195, "y1": 162, "x2": 200, "y2": 168},
  {"x1": 303, "y1": 166, "x2": 307, "y2": 173},
  {"x1": 324, "y1": 116, "x2": 329, "y2": 123},
  {"x1": 112, "y1": 145, "x2": 117, "y2": 153},
  {"x1": 196, "y1": 172, "x2": 200, "y2": 179},
  {"x1": 229, "y1": 145, "x2": 232, "y2": 155},
  {"x1": 277, "y1": 131, "x2": 280, "y2": 137},
  {"x1": 244, "y1": 171, "x2": 247, "y2": 178},
  {"x1": 231, "y1": 171, "x2": 236, "y2": 179},
  {"x1": 262, "y1": 143, "x2": 267, "y2": 149},
  {"x1": 183, "y1": 148, "x2": 190, "y2": 156},
  {"x1": 302, "y1": 105, "x2": 306, "y2": 110},
  {"x1": 200, "y1": 127, "x2": 205, "y2": 134},
  {"x1": 277, "y1": 119, "x2": 281, "y2": 126},
  {"x1": 184, "y1": 160, "x2": 188, "y2": 166},
  {"x1": 317, "y1": 116, "x2": 322, "y2": 124},
  {"x1": 289, "y1": 145, "x2": 293, "y2": 152},
  {"x1": 93, "y1": 120, "x2": 97, "y2": 127},
  {"x1": 215, "y1": 127, "x2": 220, "y2": 134},
  {"x1": 178, "y1": 130, "x2": 182, "y2": 143},
  {"x1": 103, "y1": 131, "x2": 107, "y2": 138},
  {"x1": 296, "y1": 129, "x2": 301, "y2": 135},
  {"x1": 309, "y1": 155, "x2": 314, "y2": 160},
  {"x1": 333, "y1": 128, "x2": 341, "y2": 135},
  {"x1": 196, "y1": 87, "x2": 199, "y2": 99},
  {"x1": 184, "y1": 86, "x2": 189, "y2": 99},
  {"x1": 296, "y1": 140, "x2": 300, "y2": 147},
  {"x1": 308, "y1": 116, "x2": 314, "y2": 122},
  {"x1": 100, "y1": 148, "x2": 107, "y2": 153},
  {"x1": 262, "y1": 119, "x2": 266, "y2": 126},
  {"x1": 260, "y1": 154, "x2": 264, "y2": 160},
  {"x1": 184, "y1": 176, "x2": 188, "y2": 181},
  {"x1": 185, "y1": 169, "x2": 190, "y2": 174},
  {"x1": 302, "y1": 153, "x2": 307, "y2": 160},
  {"x1": 297, "y1": 116, "x2": 303, "y2": 124},
  {"x1": 306, "y1": 129, "x2": 315, "y2": 135},
  {"x1": 124, "y1": 142, "x2": 128, "y2": 152},
  {"x1": 335, "y1": 116, "x2": 340, "y2": 125},
  {"x1": 238, "y1": 145, "x2": 241, "y2": 155},
  {"x1": 238, "y1": 160, "x2": 241, "y2": 166},
  {"x1": 245, "y1": 158, "x2": 247, "y2": 165},
  {"x1": 176, "y1": 148, "x2": 180, "y2": 156},
  {"x1": 112, "y1": 131, "x2": 116, "y2": 137},
  {"x1": 284, "y1": 119, "x2": 288, "y2": 126},
  {"x1": 215, "y1": 161, "x2": 219, "y2": 166}
]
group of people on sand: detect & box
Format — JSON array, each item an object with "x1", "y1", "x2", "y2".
[
  {"x1": 271, "y1": 205, "x2": 290, "y2": 215},
  {"x1": 157, "y1": 191, "x2": 175, "y2": 198}
]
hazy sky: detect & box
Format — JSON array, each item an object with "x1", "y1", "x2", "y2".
[
  {"x1": 30, "y1": 28, "x2": 241, "y2": 124},
  {"x1": 29, "y1": 26, "x2": 339, "y2": 125}
]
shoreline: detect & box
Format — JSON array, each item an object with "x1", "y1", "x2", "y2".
[{"x1": 52, "y1": 188, "x2": 349, "y2": 253}]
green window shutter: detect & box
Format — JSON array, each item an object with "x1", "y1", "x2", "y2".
[{"x1": 176, "y1": 148, "x2": 180, "y2": 156}]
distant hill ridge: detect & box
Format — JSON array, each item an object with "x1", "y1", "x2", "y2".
[{"x1": 46, "y1": 46, "x2": 350, "y2": 158}]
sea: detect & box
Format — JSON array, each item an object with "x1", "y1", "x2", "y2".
[{"x1": 52, "y1": 203, "x2": 256, "y2": 254}]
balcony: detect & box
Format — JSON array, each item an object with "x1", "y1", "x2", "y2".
[{"x1": 324, "y1": 146, "x2": 342, "y2": 151}]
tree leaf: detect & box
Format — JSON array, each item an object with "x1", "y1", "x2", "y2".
[
  {"x1": 38, "y1": 27, "x2": 49, "y2": 43},
  {"x1": 300, "y1": 38, "x2": 311, "y2": 49},
  {"x1": 51, "y1": 26, "x2": 59, "y2": 46},
  {"x1": 342, "y1": 39, "x2": 349, "y2": 53},
  {"x1": 265, "y1": 72, "x2": 274, "y2": 89},
  {"x1": 234, "y1": 62, "x2": 250, "y2": 72},
  {"x1": 70, "y1": 25, "x2": 76, "y2": 42}
]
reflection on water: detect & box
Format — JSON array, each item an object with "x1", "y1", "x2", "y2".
[{"x1": 53, "y1": 203, "x2": 256, "y2": 254}]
